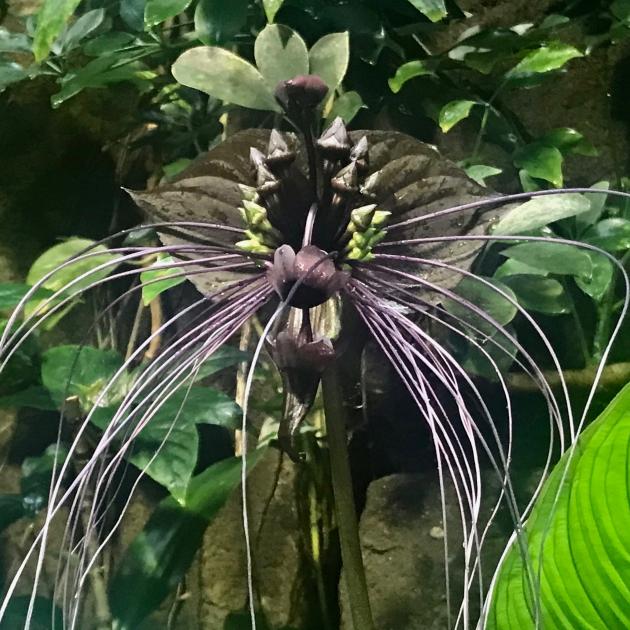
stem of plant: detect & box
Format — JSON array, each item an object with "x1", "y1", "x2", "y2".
[{"x1": 321, "y1": 363, "x2": 375, "y2": 630}]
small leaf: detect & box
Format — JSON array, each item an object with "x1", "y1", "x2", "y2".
[
  {"x1": 262, "y1": 0, "x2": 284, "y2": 23},
  {"x1": 145, "y1": 0, "x2": 192, "y2": 27},
  {"x1": 308, "y1": 32, "x2": 349, "y2": 96},
  {"x1": 33, "y1": 0, "x2": 83, "y2": 60},
  {"x1": 575, "y1": 252, "x2": 613, "y2": 301},
  {"x1": 507, "y1": 41, "x2": 583, "y2": 79},
  {"x1": 406, "y1": 0, "x2": 447, "y2": 22},
  {"x1": 513, "y1": 143, "x2": 564, "y2": 187},
  {"x1": 539, "y1": 127, "x2": 598, "y2": 156},
  {"x1": 194, "y1": 0, "x2": 248, "y2": 46},
  {"x1": 109, "y1": 451, "x2": 266, "y2": 627},
  {"x1": 575, "y1": 181, "x2": 610, "y2": 234},
  {"x1": 445, "y1": 276, "x2": 518, "y2": 336},
  {"x1": 59, "y1": 9, "x2": 105, "y2": 52},
  {"x1": 388, "y1": 60, "x2": 433, "y2": 93},
  {"x1": 503, "y1": 275, "x2": 571, "y2": 315},
  {"x1": 140, "y1": 254, "x2": 186, "y2": 305},
  {"x1": 439, "y1": 100, "x2": 478, "y2": 133},
  {"x1": 584, "y1": 218, "x2": 630, "y2": 251},
  {"x1": 500, "y1": 242, "x2": 593, "y2": 277},
  {"x1": 493, "y1": 193, "x2": 591, "y2": 235},
  {"x1": 464, "y1": 164, "x2": 502, "y2": 186},
  {"x1": 172, "y1": 47, "x2": 279, "y2": 111},
  {"x1": 326, "y1": 91, "x2": 364, "y2": 124},
  {"x1": 41, "y1": 345, "x2": 124, "y2": 409},
  {"x1": 254, "y1": 24, "x2": 309, "y2": 91},
  {"x1": 0, "y1": 283, "x2": 54, "y2": 311}
]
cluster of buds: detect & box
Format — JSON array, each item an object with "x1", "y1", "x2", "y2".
[
  {"x1": 235, "y1": 199, "x2": 282, "y2": 254},
  {"x1": 341, "y1": 204, "x2": 391, "y2": 261}
]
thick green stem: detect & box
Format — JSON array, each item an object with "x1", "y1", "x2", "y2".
[{"x1": 321, "y1": 364, "x2": 375, "y2": 630}]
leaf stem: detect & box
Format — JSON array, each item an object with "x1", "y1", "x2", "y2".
[{"x1": 321, "y1": 363, "x2": 374, "y2": 630}]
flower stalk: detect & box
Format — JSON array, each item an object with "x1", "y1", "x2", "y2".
[{"x1": 321, "y1": 362, "x2": 375, "y2": 630}]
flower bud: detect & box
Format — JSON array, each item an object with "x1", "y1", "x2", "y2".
[
  {"x1": 317, "y1": 117, "x2": 352, "y2": 158},
  {"x1": 274, "y1": 74, "x2": 329, "y2": 113}
]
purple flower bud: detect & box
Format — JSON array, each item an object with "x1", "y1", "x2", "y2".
[{"x1": 274, "y1": 74, "x2": 329, "y2": 113}]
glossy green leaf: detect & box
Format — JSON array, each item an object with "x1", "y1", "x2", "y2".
[
  {"x1": 0, "y1": 283, "x2": 54, "y2": 310},
  {"x1": 388, "y1": 60, "x2": 433, "y2": 93},
  {"x1": 254, "y1": 24, "x2": 309, "y2": 91},
  {"x1": 326, "y1": 90, "x2": 364, "y2": 124},
  {"x1": 575, "y1": 181, "x2": 610, "y2": 234},
  {"x1": 109, "y1": 451, "x2": 265, "y2": 627},
  {"x1": 406, "y1": 0, "x2": 447, "y2": 22},
  {"x1": 41, "y1": 345, "x2": 124, "y2": 409},
  {"x1": 488, "y1": 383, "x2": 630, "y2": 629},
  {"x1": 58, "y1": 9, "x2": 105, "y2": 52},
  {"x1": 439, "y1": 100, "x2": 478, "y2": 133},
  {"x1": 575, "y1": 252, "x2": 614, "y2": 301},
  {"x1": 145, "y1": 0, "x2": 192, "y2": 27},
  {"x1": 500, "y1": 242, "x2": 593, "y2": 277},
  {"x1": 493, "y1": 193, "x2": 591, "y2": 235},
  {"x1": 494, "y1": 259, "x2": 549, "y2": 280},
  {"x1": 513, "y1": 143, "x2": 564, "y2": 187},
  {"x1": 140, "y1": 254, "x2": 186, "y2": 305},
  {"x1": 464, "y1": 164, "x2": 502, "y2": 186},
  {"x1": 33, "y1": 0, "x2": 82, "y2": 60},
  {"x1": 83, "y1": 32, "x2": 136, "y2": 56},
  {"x1": 445, "y1": 276, "x2": 518, "y2": 336},
  {"x1": 502, "y1": 275, "x2": 571, "y2": 315},
  {"x1": 507, "y1": 42, "x2": 583, "y2": 79},
  {"x1": 584, "y1": 218, "x2": 630, "y2": 251},
  {"x1": 194, "y1": 0, "x2": 248, "y2": 46},
  {"x1": 172, "y1": 46, "x2": 279, "y2": 111},
  {"x1": 539, "y1": 127, "x2": 598, "y2": 156},
  {"x1": 308, "y1": 32, "x2": 349, "y2": 96},
  {"x1": 262, "y1": 0, "x2": 284, "y2": 22}
]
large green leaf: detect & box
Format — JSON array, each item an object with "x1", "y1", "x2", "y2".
[
  {"x1": 33, "y1": 0, "x2": 82, "y2": 60},
  {"x1": 487, "y1": 383, "x2": 630, "y2": 629},
  {"x1": 500, "y1": 242, "x2": 593, "y2": 277},
  {"x1": 502, "y1": 275, "x2": 571, "y2": 315},
  {"x1": 109, "y1": 451, "x2": 265, "y2": 628},
  {"x1": 254, "y1": 24, "x2": 309, "y2": 91},
  {"x1": 172, "y1": 47, "x2": 279, "y2": 111},
  {"x1": 507, "y1": 42, "x2": 583, "y2": 79},
  {"x1": 308, "y1": 32, "x2": 349, "y2": 96},
  {"x1": 493, "y1": 194, "x2": 591, "y2": 235},
  {"x1": 41, "y1": 345, "x2": 124, "y2": 409}
]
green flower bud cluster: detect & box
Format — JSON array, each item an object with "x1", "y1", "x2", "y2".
[
  {"x1": 343, "y1": 204, "x2": 391, "y2": 261},
  {"x1": 236, "y1": 197, "x2": 282, "y2": 255}
]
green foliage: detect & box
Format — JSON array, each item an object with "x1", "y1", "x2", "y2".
[
  {"x1": 439, "y1": 100, "x2": 478, "y2": 133},
  {"x1": 488, "y1": 383, "x2": 630, "y2": 629},
  {"x1": 109, "y1": 451, "x2": 265, "y2": 627}
]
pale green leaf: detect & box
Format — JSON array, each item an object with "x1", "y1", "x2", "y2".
[
  {"x1": 503, "y1": 275, "x2": 570, "y2": 314},
  {"x1": 33, "y1": 0, "x2": 82, "y2": 60},
  {"x1": 439, "y1": 99, "x2": 478, "y2": 133},
  {"x1": 254, "y1": 24, "x2": 309, "y2": 90},
  {"x1": 140, "y1": 255, "x2": 186, "y2": 305},
  {"x1": 464, "y1": 164, "x2": 502, "y2": 186},
  {"x1": 172, "y1": 46, "x2": 279, "y2": 111},
  {"x1": 325, "y1": 91, "x2": 364, "y2": 124},
  {"x1": 308, "y1": 32, "x2": 349, "y2": 96},
  {"x1": 584, "y1": 218, "x2": 630, "y2": 251},
  {"x1": 388, "y1": 60, "x2": 433, "y2": 93},
  {"x1": 500, "y1": 242, "x2": 593, "y2": 277},
  {"x1": 493, "y1": 194, "x2": 591, "y2": 235},
  {"x1": 406, "y1": 0, "x2": 447, "y2": 22},
  {"x1": 262, "y1": 0, "x2": 284, "y2": 23}
]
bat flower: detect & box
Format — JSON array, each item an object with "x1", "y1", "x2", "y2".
[{"x1": 1, "y1": 74, "x2": 628, "y2": 629}]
